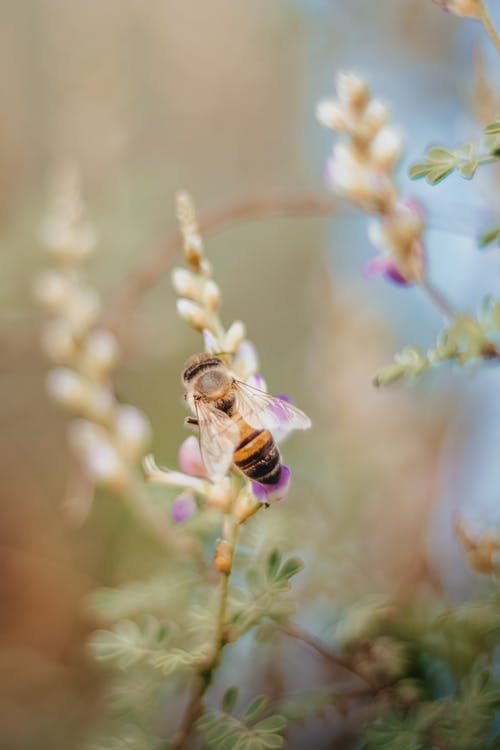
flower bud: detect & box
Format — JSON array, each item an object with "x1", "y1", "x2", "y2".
[
  {"x1": 233, "y1": 340, "x2": 259, "y2": 379},
  {"x1": 34, "y1": 270, "x2": 73, "y2": 313},
  {"x1": 66, "y1": 288, "x2": 101, "y2": 336},
  {"x1": 81, "y1": 329, "x2": 119, "y2": 378},
  {"x1": 202, "y1": 280, "x2": 220, "y2": 311},
  {"x1": 370, "y1": 126, "x2": 403, "y2": 170},
  {"x1": 203, "y1": 329, "x2": 220, "y2": 355},
  {"x1": 171, "y1": 491, "x2": 197, "y2": 523},
  {"x1": 41, "y1": 320, "x2": 76, "y2": 362},
  {"x1": 114, "y1": 404, "x2": 151, "y2": 459},
  {"x1": 185, "y1": 233, "x2": 204, "y2": 269},
  {"x1": 214, "y1": 539, "x2": 232, "y2": 573},
  {"x1": 171, "y1": 268, "x2": 199, "y2": 299},
  {"x1": 315, "y1": 99, "x2": 347, "y2": 131},
  {"x1": 336, "y1": 72, "x2": 370, "y2": 114},
  {"x1": 358, "y1": 100, "x2": 389, "y2": 140},
  {"x1": 46, "y1": 368, "x2": 90, "y2": 411},
  {"x1": 224, "y1": 320, "x2": 246, "y2": 353},
  {"x1": 176, "y1": 299, "x2": 211, "y2": 331}
]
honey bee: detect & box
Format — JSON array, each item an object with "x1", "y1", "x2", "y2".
[{"x1": 182, "y1": 353, "x2": 311, "y2": 483}]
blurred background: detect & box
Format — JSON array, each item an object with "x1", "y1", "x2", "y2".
[{"x1": 1, "y1": 1, "x2": 500, "y2": 748}]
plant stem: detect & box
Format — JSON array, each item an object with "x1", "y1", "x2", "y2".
[
  {"x1": 101, "y1": 191, "x2": 342, "y2": 341},
  {"x1": 420, "y1": 277, "x2": 457, "y2": 320},
  {"x1": 169, "y1": 521, "x2": 239, "y2": 749},
  {"x1": 477, "y1": 0, "x2": 500, "y2": 55},
  {"x1": 278, "y1": 622, "x2": 377, "y2": 690}
]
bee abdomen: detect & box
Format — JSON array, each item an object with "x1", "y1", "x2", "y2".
[{"x1": 234, "y1": 429, "x2": 281, "y2": 484}]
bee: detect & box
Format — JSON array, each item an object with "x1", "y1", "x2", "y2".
[{"x1": 182, "y1": 353, "x2": 311, "y2": 483}]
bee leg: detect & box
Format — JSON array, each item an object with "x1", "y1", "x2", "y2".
[{"x1": 185, "y1": 416, "x2": 199, "y2": 428}]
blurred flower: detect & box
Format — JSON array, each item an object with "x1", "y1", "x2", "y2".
[
  {"x1": 36, "y1": 166, "x2": 151, "y2": 517},
  {"x1": 317, "y1": 72, "x2": 426, "y2": 284},
  {"x1": 455, "y1": 516, "x2": 500, "y2": 574},
  {"x1": 171, "y1": 491, "x2": 197, "y2": 523},
  {"x1": 432, "y1": 0, "x2": 481, "y2": 18},
  {"x1": 178, "y1": 436, "x2": 207, "y2": 477}
]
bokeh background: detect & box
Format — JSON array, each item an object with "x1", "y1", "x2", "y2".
[{"x1": 1, "y1": 1, "x2": 500, "y2": 748}]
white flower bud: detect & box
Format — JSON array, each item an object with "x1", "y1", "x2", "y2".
[
  {"x1": 176, "y1": 298, "x2": 211, "y2": 331},
  {"x1": 184, "y1": 233, "x2": 204, "y2": 267},
  {"x1": 46, "y1": 368, "x2": 90, "y2": 411},
  {"x1": 81, "y1": 329, "x2": 119, "y2": 378},
  {"x1": 66, "y1": 288, "x2": 101, "y2": 335},
  {"x1": 41, "y1": 218, "x2": 97, "y2": 264},
  {"x1": 336, "y1": 72, "x2": 370, "y2": 114},
  {"x1": 223, "y1": 320, "x2": 246, "y2": 353},
  {"x1": 87, "y1": 384, "x2": 115, "y2": 422},
  {"x1": 41, "y1": 320, "x2": 76, "y2": 362},
  {"x1": 69, "y1": 420, "x2": 128, "y2": 489},
  {"x1": 113, "y1": 404, "x2": 151, "y2": 459},
  {"x1": 83, "y1": 441, "x2": 128, "y2": 490},
  {"x1": 316, "y1": 99, "x2": 347, "y2": 131},
  {"x1": 171, "y1": 268, "x2": 199, "y2": 299},
  {"x1": 370, "y1": 126, "x2": 403, "y2": 170},
  {"x1": 33, "y1": 270, "x2": 73, "y2": 313},
  {"x1": 202, "y1": 280, "x2": 220, "y2": 311},
  {"x1": 358, "y1": 100, "x2": 389, "y2": 140}
]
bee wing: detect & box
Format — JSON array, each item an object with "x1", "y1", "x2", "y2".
[
  {"x1": 233, "y1": 380, "x2": 311, "y2": 436},
  {"x1": 195, "y1": 400, "x2": 240, "y2": 481}
]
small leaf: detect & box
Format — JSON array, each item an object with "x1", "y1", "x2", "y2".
[
  {"x1": 260, "y1": 735, "x2": 284, "y2": 749},
  {"x1": 458, "y1": 159, "x2": 478, "y2": 179},
  {"x1": 478, "y1": 227, "x2": 500, "y2": 249},
  {"x1": 266, "y1": 549, "x2": 282, "y2": 580},
  {"x1": 425, "y1": 166, "x2": 456, "y2": 185},
  {"x1": 485, "y1": 119, "x2": 500, "y2": 136},
  {"x1": 426, "y1": 146, "x2": 456, "y2": 162},
  {"x1": 254, "y1": 715, "x2": 287, "y2": 733},
  {"x1": 277, "y1": 557, "x2": 304, "y2": 582},
  {"x1": 408, "y1": 162, "x2": 432, "y2": 180},
  {"x1": 223, "y1": 686, "x2": 239, "y2": 713},
  {"x1": 243, "y1": 696, "x2": 269, "y2": 722}
]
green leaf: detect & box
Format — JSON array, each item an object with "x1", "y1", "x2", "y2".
[
  {"x1": 266, "y1": 549, "x2": 282, "y2": 580},
  {"x1": 253, "y1": 715, "x2": 287, "y2": 734},
  {"x1": 426, "y1": 146, "x2": 456, "y2": 163},
  {"x1": 485, "y1": 119, "x2": 500, "y2": 136},
  {"x1": 243, "y1": 696, "x2": 269, "y2": 722},
  {"x1": 478, "y1": 227, "x2": 500, "y2": 249},
  {"x1": 277, "y1": 557, "x2": 304, "y2": 583},
  {"x1": 458, "y1": 159, "x2": 478, "y2": 179},
  {"x1": 223, "y1": 686, "x2": 239, "y2": 713},
  {"x1": 408, "y1": 162, "x2": 432, "y2": 179}
]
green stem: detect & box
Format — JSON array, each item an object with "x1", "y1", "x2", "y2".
[
  {"x1": 477, "y1": 0, "x2": 500, "y2": 55},
  {"x1": 169, "y1": 521, "x2": 239, "y2": 749}
]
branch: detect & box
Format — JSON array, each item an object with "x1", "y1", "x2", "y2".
[
  {"x1": 278, "y1": 621, "x2": 377, "y2": 690},
  {"x1": 477, "y1": 0, "x2": 500, "y2": 55},
  {"x1": 101, "y1": 191, "x2": 342, "y2": 341}
]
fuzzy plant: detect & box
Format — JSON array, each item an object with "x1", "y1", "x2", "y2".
[{"x1": 35, "y1": 5, "x2": 500, "y2": 750}]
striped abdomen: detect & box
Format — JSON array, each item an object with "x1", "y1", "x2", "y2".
[{"x1": 233, "y1": 417, "x2": 281, "y2": 484}]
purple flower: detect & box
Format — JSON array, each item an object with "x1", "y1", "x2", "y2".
[
  {"x1": 171, "y1": 491, "x2": 197, "y2": 522},
  {"x1": 364, "y1": 255, "x2": 412, "y2": 287},
  {"x1": 251, "y1": 464, "x2": 291, "y2": 503}
]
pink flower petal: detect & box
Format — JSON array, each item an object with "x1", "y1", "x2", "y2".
[
  {"x1": 178, "y1": 435, "x2": 207, "y2": 477},
  {"x1": 364, "y1": 255, "x2": 411, "y2": 286},
  {"x1": 246, "y1": 372, "x2": 267, "y2": 391},
  {"x1": 251, "y1": 464, "x2": 291, "y2": 503},
  {"x1": 171, "y1": 491, "x2": 197, "y2": 522}
]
